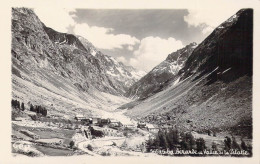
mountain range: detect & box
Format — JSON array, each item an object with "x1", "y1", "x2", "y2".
[
  {"x1": 122, "y1": 9, "x2": 252, "y2": 138},
  {"x1": 125, "y1": 42, "x2": 197, "y2": 99},
  {"x1": 11, "y1": 8, "x2": 144, "y2": 118},
  {"x1": 11, "y1": 8, "x2": 253, "y2": 138}
]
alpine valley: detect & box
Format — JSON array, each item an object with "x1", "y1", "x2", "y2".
[{"x1": 11, "y1": 8, "x2": 253, "y2": 157}]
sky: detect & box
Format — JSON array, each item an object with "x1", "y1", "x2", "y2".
[{"x1": 34, "y1": 7, "x2": 248, "y2": 72}]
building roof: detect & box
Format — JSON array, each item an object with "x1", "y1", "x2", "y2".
[
  {"x1": 146, "y1": 124, "x2": 155, "y2": 128},
  {"x1": 124, "y1": 123, "x2": 135, "y2": 126},
  {"x1": 75, "y1": 114, "x2": 84, "y2": 118}
]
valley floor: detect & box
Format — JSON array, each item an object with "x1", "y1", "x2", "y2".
[
  {"x1": 11, "y1": 105, "x2": 252, "y2": 157},
  {"x1": 11, "y1": 69, "x2": 252, "y2": 157}
]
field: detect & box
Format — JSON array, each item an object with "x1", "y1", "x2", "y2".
[{"x1": 34, "y1": 145, "x2": 73, "y2": 156}]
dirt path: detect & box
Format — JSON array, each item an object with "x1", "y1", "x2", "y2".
[{"x1": 76, "y1": 140, "x2": 100, "y2": 156}]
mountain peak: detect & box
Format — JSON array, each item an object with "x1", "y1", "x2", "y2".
[
  {"x1": 126, "y1": 42, "x2": 196, "y2": 99},
  {"x1": 11, "y1": 7, "x2": 145, "y2": 98}
]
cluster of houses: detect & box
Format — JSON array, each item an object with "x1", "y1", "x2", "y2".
[
  {"x1": 74, "y1": 114, "x2": 176, "y2": 136},
  {"x1": 74, "y1": 115, "x2": 123, "y2": 129},
  {"x1": 75, "y1": 114, "x2": 155, "y2": 130}
]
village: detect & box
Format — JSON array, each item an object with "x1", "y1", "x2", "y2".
[
  {"x1": 11, "y1": 102, "x2": 163, "y2": 157},
  {"x1": 11, "y1": 98, "x2": 251, "y2": 157}
]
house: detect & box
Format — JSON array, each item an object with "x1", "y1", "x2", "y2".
[
  {"x1": 148, "y1": 128, "x2": 160, "y2": 133},
  {"x1": 75, "y1": 115, "x2": 90, "y2": 125},
  {"x1": 102, "y1": 127, "x2": 117, "y2": 136},
  {"x1": 109, "y1": 120, "x2": 122, "y2": 128},
  {"x1": 137, "y1": 121, "x2": 146, "y2": 129},
  {"x1": 123, "y1": 124, "x2": 135, "y2": 129},
  {"x1": 101, "y1": 118, "x2": 110, "y2": 125},
  {"x1": 146, "y1": 124, "x2": 159, "y2": 132},
  {"x1": 92, "y1": 117, "x2": 101, "y2": 125},
  {"x1": 160, "y1": 124, "x2": 174, "y2": 130},
  {"x1": 75, "y1": 114, "x2": 87, "y2": 121}
]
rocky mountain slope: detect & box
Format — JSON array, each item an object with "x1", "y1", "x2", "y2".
[
  {"x1": 78, "y1": 36, "x2": 146, "y2": 93},
  {"x1": 11, "y1": 8, "x2": 144, "y2": 118},
  {"x1": 124, "y1": 9, "x2": 253, "y2": 137},
  {"x1": 125, "y1": 42, "x2": 197, "y2": 99}
]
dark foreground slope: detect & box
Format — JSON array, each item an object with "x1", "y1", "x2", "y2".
[{"x1": 125, "y1": 9, "x2": 253, "y2": 138}]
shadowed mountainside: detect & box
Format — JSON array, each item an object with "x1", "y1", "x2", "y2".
[
  {"x1": 123, "y1": 9, "x2": 253, "y2": 138},
  {"x1": 11, "y1": 8, "x2": 146, "y2": 118},
  {"x1": 125, "y1": 42, "x2": 197, "y2": 99}
]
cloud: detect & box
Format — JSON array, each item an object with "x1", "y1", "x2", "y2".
[
  {"x1": 129, "y1": 58, "x2": 139, "y2": 68},
  {"x1": 184, "y1": 0, "x2": 258, "y2": 36},
  {"x1": 116, "y1": 56, "x2": 127, "y2": 64},
  {"x1": 34, "y1": 7, "x2": 140, "y2": 50},
  {"x1": 201, "y1": 26, "x2": 215, "y2": 35},
  {"x1": 74, "y1": 23, "x2": 139, "y2": 50},
  {"x1": 127, "y1": 45, "x2": 134, "y2": 51},
  {"x1": 130, "y1": 36, "x2": 183, "y2": 72},
  {"x1": 34, "y1": 8, "x2": 76, "y2": 33}
]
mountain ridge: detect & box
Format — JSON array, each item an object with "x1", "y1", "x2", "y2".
[
  {"x1": 12, "y1": 7, "x2": 145, "y2": 96},
  {"x1": 125, "y1": 42, "x2": 197, "y2": 99},
  {"x1": 123, "y1": 9, "x2": 253, "y2": 137},
  {"x1": 11, "y1": 7, "x2": 145, "y2": 119}
]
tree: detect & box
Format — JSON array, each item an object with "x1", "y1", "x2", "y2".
[
  {"x1": 247, "y1": 144, "x2": 252, "y2": 156},
  {"x1": 196, "y1": 138, "x2": 206, "y2": 152},
  {"x1": 42, "y1": 108, "x2": 47, "y2": 117},
  {"x1": 21, "y1": 103, "x2": 25, "y2": 111},
  {"x1": 231, "y1": 137, "x2": 240, "y2": 150},
  {"x1": 68, "y1": 119, "x2": 72, "y2": 124},
  {"x1": 87, "y1": 144, "x2": 93, "y2": 151},
  {"x1": 180, "y1": 140, "x2": 189, "y2": 150},
  {"x1": 30, "y1": 104, "x2": 34, "y2": 112},
  {"x1": 213, "y1": 131, "x2": 216, "y2": 137},
  {"x1": 17, "y1": 101, "x2": 20, "y2": 109},
  {"x1": 69, "y1": 140, "x2": 75, "y2": 148},
  {"x1": 224, "y1": 136, "x2": 232, "y2": 151},
  {"x1": 13, "y1": 100, "x2": 20, "y2": 109},
  {"x1": 207, "y1": 129, "x2": 211, "y2": 136},
  {"x1": 35, "y1": 105, "x2": 40, "y2": 113},
  {"x1": 212, "y1": 142, "x2": 218, "y2": 151},
  {"x1": 31, "y1": 115, "x2": 37, "y2": 121},
  {"x1": 158, "y1": 130, "x2": 168, "y2": 149},
  {"x1": 11, "y1": 99, "x2": 15, "y2": 107},
  {"x1": 184, "y1": 132, "x2": 195, "y2": 150},
  {"x1": 166, "y1": 128, "x2": 179, "y2": 150},
  {"x1": 145, "y1": 137, "x2": 154, "y2": 152},
  {"x1": 112, "y1": 142, "x2": 116, "y2": 146},
  {"x1": 240, "y1": 139, "x2": 247, "y2": 151}
]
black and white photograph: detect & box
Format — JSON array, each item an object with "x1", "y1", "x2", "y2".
[{"x1": 1, "y1": 0, "x2": 260, "y2": 163}]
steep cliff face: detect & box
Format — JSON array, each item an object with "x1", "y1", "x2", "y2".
[
  {"x1": 77, "y1": 36, "x2": 146, "y2": 94},
  {"x1": 179, "y1": 9, "x2": 253, "y2": 83},
  {"x1": 125, "y1": 42, "x2": 196, "y2": 99},
  {"x1": 12, "y1": 8, "x2": 145, "y2": 96},
  {"x1": 124, "y1": 9, "x2": 253, "y2": 137}
]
